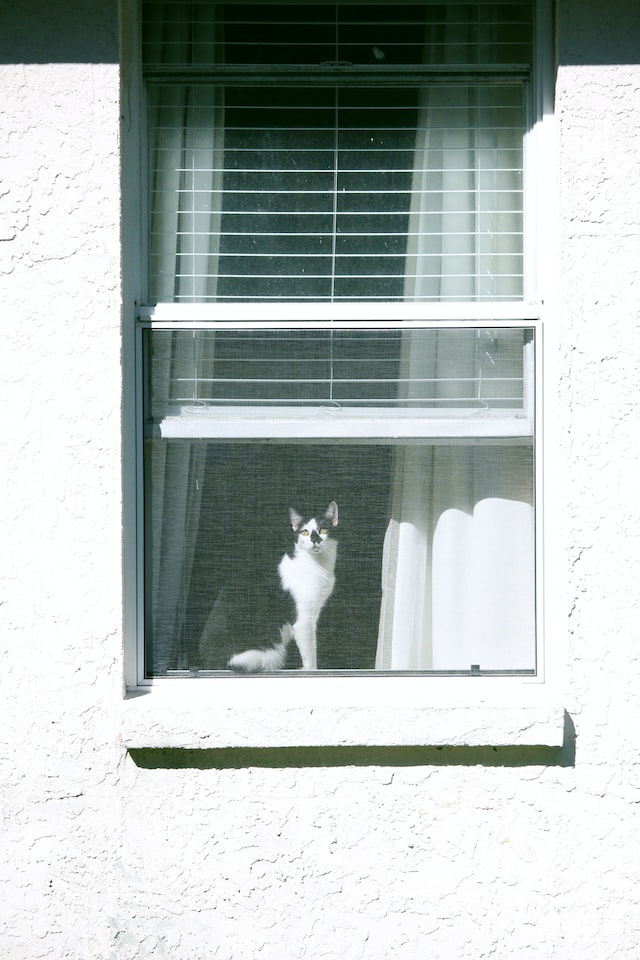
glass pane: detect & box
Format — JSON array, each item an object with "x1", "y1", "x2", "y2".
[
  {"x1": 145, "y1": 327, "x2": 533, "y2": 426},
  {"x1": 144, "y1": 440, "x2": 535, "y2": 676},
  {"x1": 141, "y1": 2, "x2": 533, "y2": 70},
  {"x1": 148, "y1": 83, "x2": 525, "y2": 302}
]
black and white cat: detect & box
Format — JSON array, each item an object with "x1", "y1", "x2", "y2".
[{"x1": 225, "y1": 501, "x2": 339, "y2": 672}]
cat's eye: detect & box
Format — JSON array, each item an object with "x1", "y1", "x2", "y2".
[
  {"x1": 300, "y1": 529, "x2": 309, "y2": 536},
  {"x1": 319, "y1": 528, "x2": 328, "y2": 535}
]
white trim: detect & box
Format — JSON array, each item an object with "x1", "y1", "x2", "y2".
[
  {"x1": 139, "y1": 301, "x2": 541, "y2": 325},
  {"x1": 121, "y1": 678, "x2": 565, "y2": 749},
  {"x1": 533, "y1": 0, "x2": 562, "y2": 695},
  {"x1": 153, "y1": 411, "x2": 533, "y2": 440},
  {"x1": 120, "y1": 0, "x2": 146, "y2": 691}
]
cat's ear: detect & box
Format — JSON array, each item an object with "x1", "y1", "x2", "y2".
[
  {"x1": 325, "y1": 501, "x2": 339, "y2": 527},
  {"x1": 289, "y1": 508, "x2": 303, "y2": 531}
]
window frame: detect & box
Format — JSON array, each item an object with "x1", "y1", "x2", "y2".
[{"x1": 120, "y1": 0, "x2": 564, "y2": 746}]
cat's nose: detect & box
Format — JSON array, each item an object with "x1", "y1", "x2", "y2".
[{"x1": 311, "y1": 531, "x2": 321, "y2": 545}]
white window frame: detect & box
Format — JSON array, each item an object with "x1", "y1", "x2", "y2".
[{"x1": 120, "y1": 0, "x2": 565, "y2": 748}]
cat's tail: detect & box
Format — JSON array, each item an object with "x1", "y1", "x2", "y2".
[{"x1": 227, "y1": 624, "x2": 294, "y2": 673}]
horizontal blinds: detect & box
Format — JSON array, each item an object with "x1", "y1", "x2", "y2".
[
  {"x1": 141, "y1": 2, "x2": 533, "y2": 70},
  {"x1": 149, "y1": 83, "x2": 525, "y2": 302},
  {"x1": 146, "y1": 327, "x2": 531, "y2": 414},
  {"x1": 143, "y1": 0, "x2": 531, "y2": 303}
]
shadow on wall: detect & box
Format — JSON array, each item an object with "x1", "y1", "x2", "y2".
[
  {"x1": 559, "y1": 0, "x2": 640, "y2": 65},
  {"x1": 129, "y1": 713, "x2": 576, "y2": 770},
  {"x1": 4, "y1": 0, "x2": 640, "y2": 67},
  {"x1": 0, "y1": 0, "x2": 118, "y2": 64}
]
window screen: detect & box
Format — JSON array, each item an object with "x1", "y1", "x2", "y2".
[{"x1": 139, "y1": 0, "x2": 538, "y2": 677}]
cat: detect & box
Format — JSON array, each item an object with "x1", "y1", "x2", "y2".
[{"x1": 226, "y1": 501, "x2": 339, "y2": 672}]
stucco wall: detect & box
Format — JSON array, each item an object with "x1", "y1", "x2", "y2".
[{"x1": 2, "y1": 1, "x2": 640, "y2": 958}]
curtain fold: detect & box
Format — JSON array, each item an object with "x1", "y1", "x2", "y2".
[
  {"x1": 145, "y1": 7, "x2": 223, "y2": 671},
  {"x1": 376, "y1": 445, "x2": 535, "y2": 671},
  {"x1": 378, "y1": 60, "x2": 533, "y2": 671},
  {"x1": 149, "y1": 85, "x2": 225, "y2": 302},
  {"x1": 403, "y1": 84, "x2": 524, "y2": 301},
  {"x1": 146, "y1": 437, "x2": 207, "y2": 673}
]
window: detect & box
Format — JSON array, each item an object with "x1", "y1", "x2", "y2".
[{"x1": 134, "y1": 0, "x2": 546, "y2": 681}]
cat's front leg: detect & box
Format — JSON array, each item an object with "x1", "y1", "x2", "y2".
[{"x1": 293, "y1": 618, "x2": 317, "y2": 671}]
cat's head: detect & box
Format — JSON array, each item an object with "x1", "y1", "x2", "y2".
[{"x1": 289, "y1": 501, "x2": 339, "y2": 553}]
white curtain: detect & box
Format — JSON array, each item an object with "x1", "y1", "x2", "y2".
[
  {"x1": 146, "y1": 438, "x2": 207, "y2": 672},
  {"x1": 375, "y1": 445, "x2": 535, "y2": 672},
  {"x1": 149, "y1": 84, "x2": 225, "y2": 302},
  {"x1": 145, "y1": 9, "x2": 223, "y2": 671},
  {"x1": 376, "y1": 80, "x2": 534, "y2": 672},
  {"x1": 403, "y1": 84, "x2": 524, "y2": 302}
]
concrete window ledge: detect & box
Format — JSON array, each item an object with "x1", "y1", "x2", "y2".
[{"x1": 120, "y1": 679, "x2": 566, "y2": 751}]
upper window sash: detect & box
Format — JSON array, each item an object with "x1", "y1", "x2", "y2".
[{"x1": 141, "y1": 0, "x2": 536, "y2": 305}]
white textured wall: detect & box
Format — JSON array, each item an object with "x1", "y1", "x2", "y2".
[
  {"x1": 2, "y1": 1, "x2": 640, "y2": 958},
  {"x1": 0, "y1": 3, "x2": 125, "y2": 957}
]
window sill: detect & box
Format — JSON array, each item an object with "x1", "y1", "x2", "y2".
[{"x1": 120, "y1": 677, "x2": 565, "y2": 750}]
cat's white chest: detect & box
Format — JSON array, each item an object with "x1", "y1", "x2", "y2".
[{"x1": 279, "y1": 542, "x2": 337, "y2": 610}]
